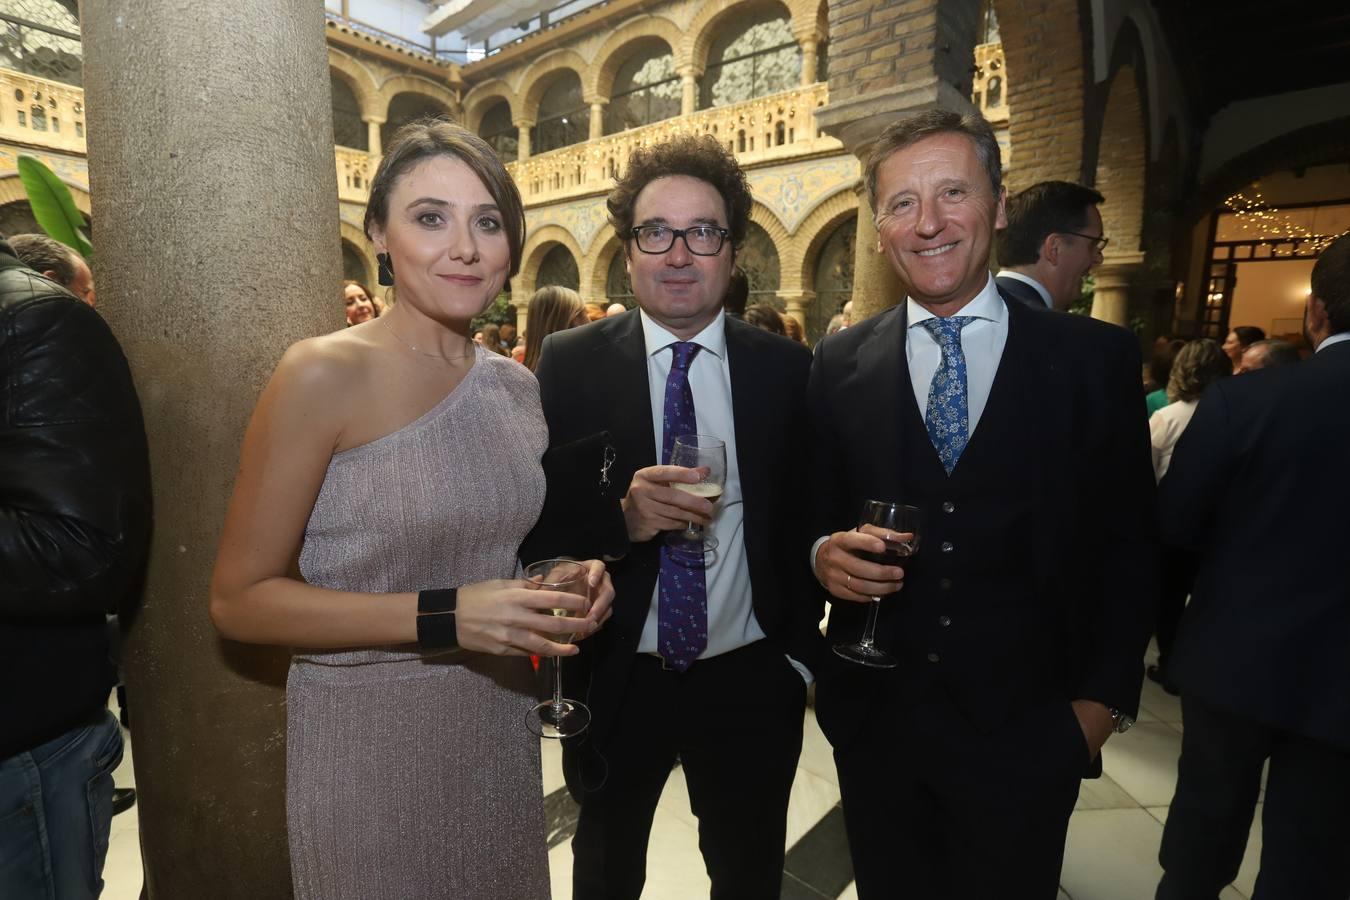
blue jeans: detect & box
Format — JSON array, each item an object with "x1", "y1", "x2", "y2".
[{"x1": 0, "y1": 711, "x2": 123, "y2": 899}]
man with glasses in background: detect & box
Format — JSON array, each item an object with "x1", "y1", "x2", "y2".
[
  {"x1": 524, "y1": 134, "x2": 822, "y2": 900},
  {"x1": 995, "y1": 181, "x2": 1107, "y2": 311}
]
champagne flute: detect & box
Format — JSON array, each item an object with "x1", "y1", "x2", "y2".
[
  {"x1": 832, "y1": 500, "x2": 922, "y2": 668},
  {"x1": 665, "y1": 434, "x2": 727, "y2": 554},
  {"x1": 523, "y1": 558, "x2": 591, "y2": 739}
]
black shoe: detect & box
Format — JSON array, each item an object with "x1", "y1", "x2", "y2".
[
  {"x1": 112, "y1": 787, "x2": 137, "y2": 816},
  {"x1": 1146, "y1": 664, "x2": 1180, "y2": 696}
]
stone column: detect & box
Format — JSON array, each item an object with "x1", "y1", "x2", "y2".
[
  {"x1": 777, "y1": 290, "x2": 810, "y2": 332},
  {"x1": 515, "y1": 119, "x2": 533, "y2": 159},
  {"x1": 80, "y1": 1, "x2": 339, "y2": 895},
  {"x1": 848, "y1": 183, "x2": 902, "y2": 322},
  {"x1": 364, "y1": 115, "x2": 385, "y2": 157},
  {"x1": 799, "y1": 39, "x2": 818, "y2": 87},
  {"x1": 814, "y1": 78, "x2": 978, "y2": 323},
  {"x1": 1090, "y1": 253, "x2": 1145, "y2": 327},
  {"x1": 678, "y1": 66, "x2": 699, "y2": 116},
  {"x1": 589, "y1": 101, "x2": 605, "y2": 141}
]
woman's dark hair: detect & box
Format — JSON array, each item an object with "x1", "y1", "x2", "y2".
[
  {"x1": 479, "y1": 322, "x2": 507, "y2": 356},
  {"x1": 743, "y1": 303, "x2": 786, "y2": 336},
  {"x1": 1230, "y1": 325, "x2": 1266, "y2": 348},
  {"x1": 523, "y1": 285, "x2": 585, "y2": 371},
  {"x1": 607, "y1": 134, "x2": 753, "y2": 254},
  {"x1": 363, "y1": 118, "x2": 525, "y2": 278},
  {"x1": 1168, "y1": 339, "x2": 1230, "y2": 403}
]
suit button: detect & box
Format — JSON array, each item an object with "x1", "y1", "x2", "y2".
[
  {"x1": 941, "y1": 541, "x2": 954, "y2": 553},
  {"x1": 942, "y1": 501, "x2": 955, "y2": 513},
  {"x1": 938, "y1": 615, "x2": 951, "y2": 627},
  {"x1": 939, "y1": 578, "x2": 953, "y2": 590},
  {"x1": 927, "y1": 652, "x2": 940, "y2": 663}
]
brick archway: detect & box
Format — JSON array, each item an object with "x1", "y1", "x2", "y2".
[
  {"x1": 1094, "y1": 62, "x2": 1147, "y2": 255},
  {"x1": 587, "y1": 20, "x2": 683, "y2": 100},
  {"x1": 992, "y1": 0, "x2": 1088, "y2": 191}
]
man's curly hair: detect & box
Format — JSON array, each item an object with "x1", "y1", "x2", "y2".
[{"x1": 607, "y1": 134, "x2": 753, "y2": 253}]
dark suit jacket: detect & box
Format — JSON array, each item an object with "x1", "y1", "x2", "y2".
[
  {"x1": 525, "y1": 310, "x2": 825, "y2": 750},
  {"x1": 1160, "y1": 340, "x2": 1350, "y2": 750},
  {"x1": 995, "y1": 274, "x2": 1051, "y2": 310},
  {"x1": 807, "y1": 290, "x2": 1156, "y2": 748}
]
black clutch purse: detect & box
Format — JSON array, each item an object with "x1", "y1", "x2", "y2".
[{"x1": 521, "y1": 431, "x2": 629, "y2": 564}]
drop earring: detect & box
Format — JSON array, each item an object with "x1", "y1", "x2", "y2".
[{"x1": 377, "y1": 253, "x2": 395, "y2": 286}]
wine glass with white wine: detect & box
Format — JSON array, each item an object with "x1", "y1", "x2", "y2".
[
  {"x1": 665, "y1": 434, "x2": 727, "y2": 554},
  {"x1": 523, "y1": 558, "x2": 591, "y2": 739}
]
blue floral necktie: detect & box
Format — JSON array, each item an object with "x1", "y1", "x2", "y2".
[
  {"x1": 919, "y1": 316, "x2": 973, "y2": 475},
  {"x1": 657, "y1": 342, "x2": 707, "y2": 671}
]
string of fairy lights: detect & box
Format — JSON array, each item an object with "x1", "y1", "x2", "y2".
[{"x1": 1223, "y1": 187, "x2": 1350, "y2": 257}]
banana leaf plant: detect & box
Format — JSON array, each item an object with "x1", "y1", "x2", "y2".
[{"x1": 16, "y1": 154, "x2": 93, "y2": 260}]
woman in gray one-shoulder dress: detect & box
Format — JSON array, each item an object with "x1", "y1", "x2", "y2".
[{"x1": 210, "y1": 120, "x2": 611, "y2": 899}]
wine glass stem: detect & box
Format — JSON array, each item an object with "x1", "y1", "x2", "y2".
[
  {"x1": 551, "y1": 656, "x2": 566, "y2": 714},
  {"x1": 859, "y1": 597, "x2": 882, "y2": 649}
]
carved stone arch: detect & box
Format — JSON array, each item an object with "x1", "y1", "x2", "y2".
[
  {"x1": 518, "y1": 224, "x2": 586, "y2": 298},
  {"x1": 377, "y1": 74, "x2": 459, "y2": 120},
  {"x1": 0, "y1": 174, "x2": 91, "y2": 215},
  {"x1": 463, "y1": 80, "x2": 519, "y2": 133},
  {"x1": 586, "y1": 18, "x2": 683, "y2": 100},
  {"x1": 339, "y1": 220, "x2": 377, "y2": 287},
  {"x1": 786, "y1": 188, "x2": 860, "y2": 293},
  {"x1": 741, "y1": 200, "x2": 792, "y2": 291},
  {"x1": 327, "y1": 49, "x2": 381, "y2": 119},
  {"x1": 685, "y1": 0, "x2": 795, "y2": 76},
  {"x1": 587, "y1": 231, "x2": 627, "y2": 303},
  {"x1": 786, "y1": 0, "x2": 826, "y2": 42},
  {"x1": 519, "y1": 49, "x2": 592, "y2": 123},
  {"x1": 1093, "y1": 60, "x2": 1148, "y2": 256}
]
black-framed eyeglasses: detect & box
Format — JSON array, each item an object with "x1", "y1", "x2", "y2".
[
  {"x1": 1060, "y1": 231, "x2": 1110, "y2": 252},
  {"x1": 630, "y1": 224, "x2": 730, "y2": 256}
]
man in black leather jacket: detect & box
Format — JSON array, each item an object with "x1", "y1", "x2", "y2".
[{"x1": 0, "y1": 235, "x2": 152, "y2": 898}]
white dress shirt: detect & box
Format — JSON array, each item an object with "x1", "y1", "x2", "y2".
[
  {"x1": 811, "y1": 275, "x2": 1010, "y2": 573},
  {"x1": 1317, "y1": 331, "x2": 1350, "y2": 352},
  {"x1": 995, "y1": 269, "x2": 1053, "y2": 308},
  {"x1": 906, "y1": 274, "x2": 1010, "y2": 437},
  {"x1": 636, "y1": 309, "x2": 766, "y2": 660}
]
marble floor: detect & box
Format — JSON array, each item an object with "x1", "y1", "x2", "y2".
[{"x1": 101, "y1": 651, "x2": 1265, "y2": 899}]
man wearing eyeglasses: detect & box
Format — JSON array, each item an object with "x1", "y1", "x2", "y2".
[
  {"x1": 525, "y1": 134, "x2": 822, "y2": 900},
  {"x1": 995, "y1": 181, "x2": 1107, "y2": 311}
]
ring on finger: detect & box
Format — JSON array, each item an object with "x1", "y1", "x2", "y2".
[{"x1": 846, "y1": 573, "x2": 852, "y2": 590}]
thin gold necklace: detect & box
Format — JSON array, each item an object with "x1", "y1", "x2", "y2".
[{"x1": 380, "y1": 317, "x2": 476, "y2": 362}]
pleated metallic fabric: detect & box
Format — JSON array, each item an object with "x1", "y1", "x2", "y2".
[{"x1": 288, "y1": 348, "x2": 551, "y2": 899}]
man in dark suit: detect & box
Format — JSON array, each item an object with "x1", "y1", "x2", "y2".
[
  {"x1": 528, "y1": 134, "x2": 822, "y2": 900},
  {"x1": 995, "y1": 180, "x2": 1106, "y2": 311},
  {"x1": 1154, "y1": 232, "x2": 1350, "y2": 899},
  {"x1": 807, "y1": 110, "x2": 1155, "y2": 897}
]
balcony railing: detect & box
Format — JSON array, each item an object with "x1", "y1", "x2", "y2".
[
  {"x1": 508, "y1": 82, "x2": 841, "y2": 205},
  {"x1": 0, "y1": 67, "x2": 87, "y2": 155}
]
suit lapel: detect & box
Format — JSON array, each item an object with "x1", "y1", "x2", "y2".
[
  {"x1": 856, "y1": 307, "x2": 909, "y2": 504},
  {"x1": 726, "y1": 319, "x2": 768, "y2": 512},
  {"x1": 605, "y1": 311, "x2": 659, "y2": 474}
]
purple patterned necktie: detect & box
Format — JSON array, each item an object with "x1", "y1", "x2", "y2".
[{"x1": 657, "y1": 341, "x2": 707, "y2": 671}]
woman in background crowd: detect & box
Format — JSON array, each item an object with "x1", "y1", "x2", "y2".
[
  {"x1": 1147, "y1": 338, "x2": 1230, "y2": 692},
  {"x1": 478, "y1": 322, "x2": 509, "y2": 356},
  {"x1": 782, "y1": 314, "x2": 806, "y2": 344},
  {"x1": 210, "y1": 119, "x2": 612, "y2": 899},
  {"x1": 343, "y1": 279, "x2": 379, "y2": 326},
  {"x1": 744, "y1": 302, "x2": 787, "y2": 336},
  {"x1": 1221, "y1": 325, "x2": 1265, "y2": 374},
  {"x1": 522, "y1": 285, "x2": 587, "y2": 371}
]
